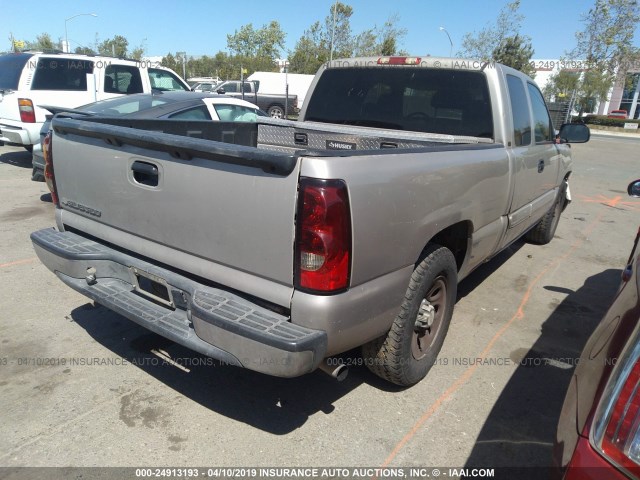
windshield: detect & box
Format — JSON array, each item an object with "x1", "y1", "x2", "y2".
[
  {"x1": 304, "y1": 67, "x2": 494, "y2": 138},
  {"x1": 0, "y1": 53, "x2": 34, "y2": 90},
  {"x1": 77, "y1": 95, "x2": 171, "y2": 116}
]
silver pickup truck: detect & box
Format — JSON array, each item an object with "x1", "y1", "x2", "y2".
[{"x1": 31, "y1": 57, "x2": 589, "y2": 387}]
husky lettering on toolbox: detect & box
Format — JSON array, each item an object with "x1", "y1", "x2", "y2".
[
  {"x1": 62, "y1": 200, "x2": 102, "y2": 218},
  {"x1": 326, "y1": 140, "x2": 356, "y2": 150}
]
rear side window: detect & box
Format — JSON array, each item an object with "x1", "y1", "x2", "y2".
[
  {"x1": 148, "y1": 68, "x2": 188, "y2": 91},
  {"x1": 506, "y1": 75, "x2": 532, "y2": 147},
  {"x1": 221, "y1": 82, "x2": 237, "y2": 93},
  {"x1": 213, "y1": 104, "x2": 258, "y2": 122},
  {"x1": 527, "y1": 83, "x2": 553, "y2": 143},
  {"x1": 304, "y1": 67, "x2": 493, "y2": 138},
  {"x1": 32, "y1": 58, "x2": 94, "y2": 91},
  {"x1": 168, "y1": 105, "x2": 211, "y2": 120},
  {"x1": 104, "y1": 65, "x2": 143, "y2": 94},
  {"x1": 0, "y1": 53, "x2": 33, "y2": 89}
]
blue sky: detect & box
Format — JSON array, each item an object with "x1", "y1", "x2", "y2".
[{"x1": 1, "y1": 0, "x2": 638, "y2": 59}]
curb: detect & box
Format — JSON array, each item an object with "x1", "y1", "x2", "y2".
[{"x1": 589, "y1": 129, "x2": 640, "y2": 139}]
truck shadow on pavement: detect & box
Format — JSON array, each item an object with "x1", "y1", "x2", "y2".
[
  {"x1": 0, "y1": 148, "x2": 32, "y2": 169},
  {"x1": 463, "y1": 268, "x2": 622, "y2": 476},
  {"x1": 70, "y1": 304, "x2": 380, "y2": 434},
  {"x1": 66, "y1": 240, "x2": 530, "y2": 433}
]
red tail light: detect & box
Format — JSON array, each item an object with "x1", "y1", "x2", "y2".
[
  {"x1": 592, "y1": 344, "x2": 640, "y2": 476},
  {"x1": 377, "y1": 56, "x2": 422, "y2": 65},
  {"x1": 18, "y1": 98, "x2": 36, "y2": 123},
  {"x1": 43, "y1": 131, "x2": 59, "y2": 206},
  {"x1": 295, "y1": 178, "x2": 351, "y2": 293}
]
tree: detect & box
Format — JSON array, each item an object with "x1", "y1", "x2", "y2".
[
  {"x1": 543, "y1": 70, "x2": 581, "y2": 101},
  {"x1": 575, "y1": 68, "x2": 613, "y2": 114},
  {"x1": 492, "y1": 34, "x2": 535, "y2": 77},
  {"x1": 568, "y1": 0, "x2": 640, "y2": 114},
  {"x1": 570, "y1": 0, "x2": 640, "y2": 77},
  {"x1": 288, "y1": 2, "x2": 356, "y2": 74},
  {"x1": 459, "y1": 1, "x2": 525, "y2": 59},
  {"x1": 288, "y1": 22, "x2": 327, "y2": 74},
  {"x1": 353, "y1": 13, "x2": 407, "y2": 56},
  {"x1": 130, "y1": 44, "x2": 146, "y2": 61},
  {"x1": 226, "y1": 21, "x2": 285, "y2": 61},
  {"x1": 74, "y1": 46, "x2": 96, "y2": 55},
  {"x1": 161, "y1": 53, "x2": 180, "y2": 73},
  {"x1": 324, "y1": 2, "x2": 354, "y2": 59},
  {"x1": 97, "y1": 35, "x2": 129, "y2": 58},
  {"x1": 25, "y1": 33, "x2": 56, "y2": 51}
]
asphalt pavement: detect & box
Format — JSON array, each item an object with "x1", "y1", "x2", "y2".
[{"x1": 0, "y1": 136, "x2": 639, "y2": 475}]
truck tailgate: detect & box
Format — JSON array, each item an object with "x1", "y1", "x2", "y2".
[{"x1": 51, "y1": 118, "x2": 301, "y2": 304}]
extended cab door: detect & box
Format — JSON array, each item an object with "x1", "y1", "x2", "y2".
[{"x1": 502, "y1": 74, "x2": 560, "y2": 245}]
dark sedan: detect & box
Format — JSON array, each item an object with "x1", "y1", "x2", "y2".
[{"x1": 32, "y1": 91, "x2": 266, "y2": 181}]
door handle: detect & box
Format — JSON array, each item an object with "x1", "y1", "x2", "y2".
[
  {"x1": 131, "y1": 161, "x2": 159, "y2": 186},
  {"x1": 537, "y1": 159, "x2": 545, "y2": 173}
]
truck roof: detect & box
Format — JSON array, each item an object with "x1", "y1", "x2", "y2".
[{"x1": 326, "y1": 56, "x2": 500, "y2": 72}]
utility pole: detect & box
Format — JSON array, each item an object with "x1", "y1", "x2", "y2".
[{"x1": 329, "y1": 0, "x2": 338, "y2": 63}]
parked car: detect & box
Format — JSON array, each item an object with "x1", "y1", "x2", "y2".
[
  {"x1": 608, "y1": 109, "x2": 629, "y2": 119},
  {"x1": 0, "y1": 51, "x2": 189, "y2": 152},
  {"x1": 31, "y1": 91, "x2": 265, "y2": 181},
  {"x1": 553, "y1": 179, "x2": 640, "y2": 479}
]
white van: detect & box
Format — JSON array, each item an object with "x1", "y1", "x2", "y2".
[{"x1": 0, "y1": 52, "x2": 189, "y2": 150}]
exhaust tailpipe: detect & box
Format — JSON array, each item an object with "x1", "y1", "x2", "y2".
[{"x1": 318, "y1": 358, "x2": 348, "y2": 381}]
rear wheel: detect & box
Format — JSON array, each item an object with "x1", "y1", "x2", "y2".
[
  {"x1": 24, "y1": 145, "x2": 33, "y2": 153},
  {"x1": 267, "y1": 105, "x2": 285, "y2": 118},
  {"x1": 362, "y1": 244, "x2": 457, "y2": 386},
  {"x1": 31, "y1": 167, "x2": 44, "y2": 182}
]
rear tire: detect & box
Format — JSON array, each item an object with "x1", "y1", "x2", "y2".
[
  {"x1": 362, "y1": 244, "x2": 457, "y2": 386},
  {"x1": 31, "y1": 167, "x2": 45, "y2": 182},
  {"x1": 525, "y1": 183, "x2": 566, "y2": 245},
  {"x1": 267, "y1": 105, "x2": 285, "y2": 118},
  {"x1": 24, "y1": 145, "x2": 33, "y2": 153}
]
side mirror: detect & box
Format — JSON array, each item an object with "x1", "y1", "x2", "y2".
[
  {"x1": 628, "y1": 180, "x2": 640, "y2": 198},
  {"x1": 558, "y1": 123, "x2": 590, "y2": 144},
  {"x1": 216, "y1": 88, "x2": 225, "y2": 94}
]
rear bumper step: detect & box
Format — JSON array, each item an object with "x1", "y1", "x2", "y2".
[{"x1": 31, "y1": 228, "x2": 327, "y2": 378}]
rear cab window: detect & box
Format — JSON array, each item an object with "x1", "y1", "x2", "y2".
[
  {"x1": 304, "y1": 67, "x2": 494, "y2": 138},
  {"x1": 32, "y1": 57, "x2": 94, "y2": 91}
]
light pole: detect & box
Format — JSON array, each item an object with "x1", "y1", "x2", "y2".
[
  {"x1": 65, "y1": 13, "x2": 97, "y2": 53},
  {"x1": 439, "y1": 26, "x2": 453, "y2": 58},
  {"x1": 177, "y1": 51, "x2": 187, "y2": 80},
  {"x1": 329, "y1": 0, "x2": 338, "y2": 63}
]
